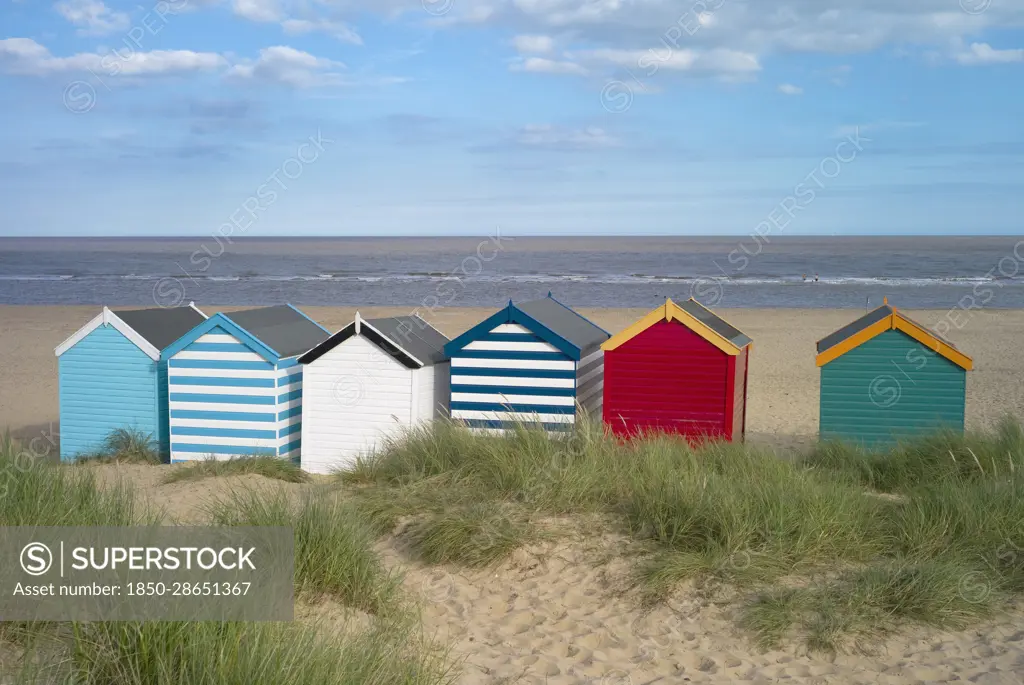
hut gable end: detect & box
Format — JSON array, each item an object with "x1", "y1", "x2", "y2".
[
  {"x1": 58, "y1": 324, "x2": 161, "y2": 460},
  {"x1": 56, "y1": 304, "x2": 208, "y2": 462},
  {"x1": 446, "y1": 297, "x2": 605, "y2": 434},
  {"x1": 815, "y1": 304, "x2": 972, "y2": 370},
  {"x1": 299, "y1": 314, "x2": 451, "y2": 475},
  {"x1": 601, "y1": 299, "x2": 750, "y2": 442},
  {"x1": 444, "y1": 296, "x2": 609, "y2": 362},
  {"x1": 301, "y1": 314, "x2": 447, "y2": 369},
  {"x1": 604, "y1": 321, "x2": 732, "y2": 435},
  {"x1": 819, "y1": 329, "x2": 967, "y2": 444},
  {"x1": 602, "y1": 298, "x2": 751, "y2": 356},
  {"x1": 166, "y1": 305, "x2": 326, "y2": 463}
]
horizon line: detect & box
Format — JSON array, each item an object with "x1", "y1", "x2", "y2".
[{"x1": 0, "y1": 234, "x2": 1017, "y2": 240}]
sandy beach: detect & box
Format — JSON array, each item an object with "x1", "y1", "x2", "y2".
[
  {"x1": 4, "y1": 304, "x2": 1024, "y2": 447},
  {"x1": 4, "y1": 304, "x2": 1024, "y2": 683}
]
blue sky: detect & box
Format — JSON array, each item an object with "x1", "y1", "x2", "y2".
[{"x1": 1, "y1": 0, "x2": 1022, "y2": 236}]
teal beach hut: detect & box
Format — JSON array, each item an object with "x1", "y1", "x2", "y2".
[
  {"x1": 55, "y1": 304, "x2": 208, "y2": 462},
  {"x1": 163, "y1": 305, "x2": 330, "y2": 463},
  {"x1": 816, "y1": 300, "x2": 973, "y2": 446}
]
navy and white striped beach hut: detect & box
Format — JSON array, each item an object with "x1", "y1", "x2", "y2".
[
  {"x1": 164, "y1": 305, "x2": 330, "y2": 462},
  {"x1": 443, "y1": 295, "x2": 609, "y2": 432}
]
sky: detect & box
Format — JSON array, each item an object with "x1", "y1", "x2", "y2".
[{"x1": 0, "y1": 0, "x2": 1022, "y2": 237}]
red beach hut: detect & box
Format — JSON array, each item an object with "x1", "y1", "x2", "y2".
[{"x1": 601, "y1": 298, "x2": 753, "y2": 442}]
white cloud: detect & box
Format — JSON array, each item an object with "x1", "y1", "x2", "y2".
[
  {"x1": 232, "y1": 0, "x2": 283, "y2": 22},
  {"x1": 511, "y1": 34, "x2": 555, "y2": 54},
  {"x1": 505, "y1": 45, "x2": 761, "y2": 79},
  {"x1": 507, "y1": 0, "x2": 626, "y2": 27},
  {"x1": 953, "y1": 42, "x2": 1024, "y2": 65},
  {"x1": 777, "y1": 83, "x2": 802, "y2": 95},
  {"x1": 225, "y1": 45, "x2": 345, "y2": 87},
  {"x1": 0, "y1": 37, "x2": 225, "y2": 76},
  {"x1": 231, "y1": 0, "x2": 364, "y2": 44},
  {"x1": 2, "y1": 37, "x2": 400, "y2": 90},
  {"x1": 511, "y1": 56, "x2": 587, "y2": 75},
  {"x1": 55, "y1": 0, "x2": 130, "y2": 36},
  {"x1": 281, "y1": 18, "x2": 363, "y2": 44},
  {"x1": 571, "y1": 47, "x2": 761, "y2": 76},
  {"x1": 514, "y1": 124, "x2": 620, "y2": 150},
  {"x1": 424, "y1": 0, "x2": 1024, "y2": 76}
]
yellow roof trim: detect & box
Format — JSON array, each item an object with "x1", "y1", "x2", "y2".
[
  {"x1": 601, "y1": 298, "x2": 743, "y2": 355},
  {"x1": 815, "y1": 315, "x2": 893, "y2": 366},
  {"x1": 601, "y1": 307, "x2": 667, "y2": 352},
  {"x1": 892, "y1": 316, "x2": 973, "y2": 371},
  {"x1": 815, "y1": 311, "x2": 973, "y2": 370}
]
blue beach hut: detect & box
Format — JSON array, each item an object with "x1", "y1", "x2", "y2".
[
  {"x1": 55, "y1": 304, "x2": 208, "y2": 462},
  {"x1": 443, "y1": 294, "x2": 609, "y2": 433},
  {"x1": 163, "y1": 305, "x2": 330, "y2": 463}
]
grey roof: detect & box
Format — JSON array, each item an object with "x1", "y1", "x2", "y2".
[
  {"x1": 897, "y1": 310, "x2": 959, "y2": 348},
  {"x1": 365, "y1": 316, "x2": 449, "y2": 365},
  {"x1": 817, "y1": 304, "x2": 959, "y2": 354},
  {"x1": 116, "y1": 306, "x2": 206, "y2": 351},
  {"x1": 226, "y1": 305, "x2": 330, "y2": 358},
  {"x1": 679, "y1": 299, "x2": 752, "y2": 349},
  {"x1": 817, "y1": 305, "x2": 893, "y2": 354},
  {"x1": 517, "y1": 297, "x2": 609, "y2": 356},
  {"x1": 299, "y1": 314, "x2": 449, "y2": 367}
]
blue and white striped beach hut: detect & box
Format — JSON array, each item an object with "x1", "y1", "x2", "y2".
[
  {"x1": 163, "y1": 305, "x2": 330, "y2": 462},
  {"x1": 55, "y1": 304, "x2": 207, "y2": 462},
  {"x1": 443, "y1": 295, "x2": 609, "y2": 432}
]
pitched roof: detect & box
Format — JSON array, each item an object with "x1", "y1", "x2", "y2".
[
  {"x1": 677, "y1": 299, "x2": 752, "y2": 349},
  {"x1": 299, "y1": 314, "x2": 449, "y2": 367},
  {"x1": 815, "y1": 302, "x2": 972, "y2": 370},
  {"x1": 115, "y1": 305, "x2": 207, "y2": 351},
  {"x1": 443, "y1": 295, "x2": 609, "y2": 361},
  {"x1": 516, "y1": 296, "x2": 609, "y2": 357},
  {"x1": 55, "y1": 304, "x2": 208, "y2": 360},
  {"x1": 225, "y1": 305, "x2": 330, "y2": 358},
  {"x1": 602, "y1": 298, "x2": 751, "y2": 355},
  {"x1": 816, "y1": 305, "x2": 895, "y2": 355},
  {"x1": 365, "y1": 316, "x2": 448, "y2": 365}
]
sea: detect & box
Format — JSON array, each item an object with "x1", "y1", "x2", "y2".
[{"x1": 1, "y1": 236, "x2": 1023, "y2": 310}]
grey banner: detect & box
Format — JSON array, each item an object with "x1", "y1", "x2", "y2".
[{"x1": 0, "y1": 526, "x2": 294, "y2": 621}]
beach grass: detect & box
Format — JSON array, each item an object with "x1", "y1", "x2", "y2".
[
  {"x1": 743, "y1": 558, "x2": 998, "y2": 652},
  {"x1": 340, "y1": 416, "x2": 1024, "y2": 650},
  {"x1": 0, "y1": 431, "x2": 154, "y2": 527},
  {"x1": 16, "y1": 615, "x2": 453, "y2": 685},
  {"x1": 207, "y1": 487, "x2": 400, "y2": 614},
  {"x1": 6, "y1": 416, "x2": 1024, "y2": 656},
  {"x1": 804, "y1": 415, "x2": 1024, "y2": 492},
  {"x1": 0, "y1": 433, "x2": 452, "y2": 683},
  {"x1": 76, "y1": 427, "x2": 162, "y2": 465},
  {"x1": 162, "y1": 455, "x2": 310, "y2": 484},
  {"x1": 402, "y1": 500, "x2": 538, "y2": 567}
]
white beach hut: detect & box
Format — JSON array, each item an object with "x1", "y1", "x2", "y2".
[{"x1": 298, "y1": 313, "x2": 450, "y2": 474}]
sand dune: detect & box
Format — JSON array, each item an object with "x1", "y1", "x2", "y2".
[{"x1": 77, "y1": 464, "x2": 1024, "y2": 685}]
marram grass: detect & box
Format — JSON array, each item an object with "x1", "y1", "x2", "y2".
[
  {"x1": 162, "y1": 454, "x2": 310, "y2": 484},
  {"x1": 340, "y1": 415, "x2": 1024, "y2": 651},
  {"x1": 0, "y1": 433, "x2": 453, "y2": 684},
  {"x1": 208, "y1": 487, "x2": 400, "y2": 614}
]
